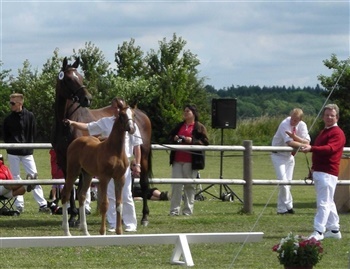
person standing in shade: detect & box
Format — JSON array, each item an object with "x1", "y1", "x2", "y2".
[
  {"x1": 168, "y1": 104, "x2": 209, "y2": 216},
  {"x1": 271, "y1": 108, "x2": 311, "y2": 215},
  {"x1": 300, "y1": 104, "x2": 345, "y2": 241},
  {"x1": 3, "y1": 93, "x2": 50, "y2": 213}
]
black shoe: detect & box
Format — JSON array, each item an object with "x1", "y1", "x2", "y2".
[
  {"x1": 26, "y1": 185, "x2": 35, "y2": 192},
  {"x1": 277, "y1": 209, "x2": 295, "y2": 215},
  {"x1": 160, "y1": 191, "x2": 169, "y2": 201}
]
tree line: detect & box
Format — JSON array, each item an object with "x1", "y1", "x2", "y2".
[{"x1": 0, "y1": 33, "x2": 349, "y2": 146}]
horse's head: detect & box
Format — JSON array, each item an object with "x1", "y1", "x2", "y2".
[
  {"x1": 57, "y1": 57, "x2": 92, "y2": 107},
  {"x1": 113, "y1": 97, "x2": 136, "y2": 135}
]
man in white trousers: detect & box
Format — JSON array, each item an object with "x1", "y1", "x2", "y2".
[
  {"x1": 3, "y1": 93, "x2": 49, "y2": 213},
  {"x1": 271, "y1": 108, "x2": 311, "y2": 215}
]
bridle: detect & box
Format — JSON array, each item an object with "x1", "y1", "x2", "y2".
[{"x1": 58, "y1": 67, "x2": 88, "y2": 119}]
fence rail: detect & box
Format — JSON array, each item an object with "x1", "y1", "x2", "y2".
[{"x1": 1, "y1": 142, "x2": 350, "y2": 213}]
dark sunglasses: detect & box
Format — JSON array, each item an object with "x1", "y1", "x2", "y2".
[{"x1": 9, "y1": 101, "x2": 17, "y2": 106}]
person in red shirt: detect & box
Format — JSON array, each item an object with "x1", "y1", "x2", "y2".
[
  {"x1": 49, "y1": 149, "x2": 64, "y2": 201},
  {"x1": 168, "y1": 105, "x2": 209, "y2": 216},
  {"x1": 0, "y1": 154, "x2": 26, "y2": 198},
  {"x1": 300, "y1": 104, "x2": 346, "y2": 241}
]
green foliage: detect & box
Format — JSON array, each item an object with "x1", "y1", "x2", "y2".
[
  {"x1": 212, "y1": 84, "x2": 327, "y2": 120},
  {"x1": 73, "y1": 42, "x2": 111, "y2": 109},
  {"x1": 143, "y1": 33, "x2": 207, "y2": 141},
  {"x1": 0, "y1": 38, "x2": 347, "y2": 145},
  {"x1": 0, "y1": 62, "x2": 12, "y2": 137},
  {"x1": 115, "y1": 38, "x2": 146, "y2": 80},
  {"x1": 318, "y1": 54, "x2": 350, "y2": 146}
]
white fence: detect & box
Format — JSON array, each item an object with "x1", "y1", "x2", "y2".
[{"x1": 1, "y1": 141, "x2": 350, "y2": 214}]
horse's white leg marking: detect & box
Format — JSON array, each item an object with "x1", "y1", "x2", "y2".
[
  {"x1": 62, "y1": 203, "x2": 71, "y2": 236},
  {"x1": 79, "y1": 206, "x2": 90, "y2": 236},
  {"x1": 116, "y1": 203, "x2": 123, "y2": 216}
]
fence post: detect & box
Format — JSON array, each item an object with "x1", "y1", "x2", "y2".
[{"x1": 243, "y1": 140, "x2": 252, "y2": 213}]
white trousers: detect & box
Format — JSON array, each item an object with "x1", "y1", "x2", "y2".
[
  {"x1": 271, "y1": 153, "x2": 295, "y2": 213},
  {"x1": 313, "y1": 171, "x2": 340, "y2": 233},
  {"x1": 7, "y1": 154, "x2": 47, "y2": 208},
  {"x1": 106, "y1": 166, "x2": 137, "y2": 229},
  {"x1": 170, "y1": 162, "x2": 197, "y2": 215}
]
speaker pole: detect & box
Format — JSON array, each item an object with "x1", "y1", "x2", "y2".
[{"x1": 219, "y1": 128, "x2": 224, "y2": 195}]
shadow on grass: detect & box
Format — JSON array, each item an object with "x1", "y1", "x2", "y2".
[
  {"x1": 0, "y1": 218, "x2": 61, "y2": 228},
  {"x1": 253, "y1": 202, "x2": 316, "y2": 209}
]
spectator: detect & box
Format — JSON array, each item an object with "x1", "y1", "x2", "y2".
[
  {"x1": 49, "y1": 149, "x2": 64, "y2": 201},
  {"x1": 271, "y1": 108, "x2": 311, "y2": 214},
  {"x1": 0, "y1": 154, "x2": 27, "y2": 198},
  {"x1": 130, "y1": 160, "x2": 169, "y2": 201},
  {"x1": 168, "y1": 104, "x2": 209, "y2": 216},
  {"x1": 3, "y1": 93, "x2": 50, "y2": 213},
  {"x1": 300, "y1": 104, "x2": 345, "y2": 240}
]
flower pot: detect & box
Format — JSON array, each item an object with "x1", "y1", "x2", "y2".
[{"x1": 284, "y1": 265, "x2": 313, "y2": 269}]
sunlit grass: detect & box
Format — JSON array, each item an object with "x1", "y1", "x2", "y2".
[{"x1": 0, "y1": 148, "x2": 348, "y2": 268}]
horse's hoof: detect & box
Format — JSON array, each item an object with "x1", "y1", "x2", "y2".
[
  {"x1": 69, "y1": 220, "x2": 79, "y2": 228},
  {"x1": 141, "y1": 220, "x2": 149, "y2": 227}
]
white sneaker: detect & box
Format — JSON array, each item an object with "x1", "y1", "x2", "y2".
[
  {"x1": 324, "y1": 230, "x2": 342, "y2": 239},
  {"x1": 308, "y1": 231, "x2": 324, "y2": 241},
  {"x1": 125, "y1": 227, "x2": 137, "y2": 232},
  {"x1": 107, "y1": 227, "x2": 116, "y2": 233},
  {"x1": 17, "y1": 206, "x2": 24, "y2": 213}
]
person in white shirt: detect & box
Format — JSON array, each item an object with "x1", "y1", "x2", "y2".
[
  {"x1": 66, "y1": 97, "x2": 142, "y2": 232},
  {"x1": 271, "y1": 108, "x2": 310, "y2": 215}
]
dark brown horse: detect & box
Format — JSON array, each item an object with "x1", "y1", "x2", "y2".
[
  {"x1": 51, "y1": 57, "x2": 152, "y2": 227},
  {"x1": 62, "y1": 105, "x2": 134, "y2": 236}
]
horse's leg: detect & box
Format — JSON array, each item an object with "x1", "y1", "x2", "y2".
[
  {"x1": 61, "y1": 179, "x2": 75, "y2": 236},
  {"x1": 115, "y1": 176, "x2": 125, "y2": 235},
  {"x1": 62, "y1": 202, "x2": 71, "y2": 236},
  {"x1": 140, "y1": 149, "x2": 150, "y2": 227},
  {"x1": 78, "y1": 170, "x2": 92, "y2": 236},
  {"x1": 68, "y1": 188, "x2": 79, "y2": 227},
  {"x1": 98, "y1": 178, "x2": 109, "y2": 235}
]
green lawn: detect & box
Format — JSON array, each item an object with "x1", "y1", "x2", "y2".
[{"x1": 0, "y1": 149, "x2": 348, "y2": 269}]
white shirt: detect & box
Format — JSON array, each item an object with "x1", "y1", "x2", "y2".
[
  {"x1": 272, "y1": 116, "x2": 310, "y2": 156},
  {"x1": 87, "y1": 116, "x2": 143, "y2": 158}
]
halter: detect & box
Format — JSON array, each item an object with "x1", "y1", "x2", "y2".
[
  {"x1": 59, "y1": 68, "x2": 87, "y2": 102},
  {"x1": 58, "y1": 68, "x2": 87, "y2": 118}
]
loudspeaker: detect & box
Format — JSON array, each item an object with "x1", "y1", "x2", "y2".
[{"x1": 211, "y1": 98, "x2": 237, "y2": 129}]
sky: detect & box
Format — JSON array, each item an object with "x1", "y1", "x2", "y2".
[{"x1": 0, "y1": 0, "x2": 349, "y2": 90}]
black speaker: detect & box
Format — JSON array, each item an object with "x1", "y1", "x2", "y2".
[{"x1": 211, "y1": 98, "x2": 237, "y2": 129}]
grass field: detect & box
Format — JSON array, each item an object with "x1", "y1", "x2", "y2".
[{"x1": 0, "y1": 149, "x2": 349, "y2": 268}]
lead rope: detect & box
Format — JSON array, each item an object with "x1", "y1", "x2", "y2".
[{"x1": 229, "y1": 58, "x2": 350, "y2": 268}]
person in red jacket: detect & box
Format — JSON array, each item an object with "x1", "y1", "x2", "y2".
[
  {"x1": 300, "y1": 104, "x2": 346, "y2": 241},
  {"x1": 0, "y1": 154, "x2": 27, "y2": 198}
]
